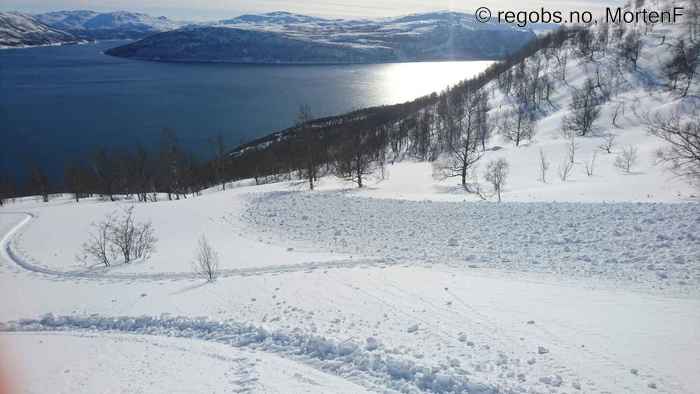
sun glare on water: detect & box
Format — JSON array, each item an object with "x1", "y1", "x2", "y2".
[{"x1": 378, "y1": 60, "x2": 495, "y2": 103}]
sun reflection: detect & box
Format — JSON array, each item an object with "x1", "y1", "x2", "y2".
[{"x1": 379, "y1": 61, "x2": 495, "y2": 103}]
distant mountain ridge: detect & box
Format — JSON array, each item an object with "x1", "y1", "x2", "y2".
[
  {"x1": 35, "y1": 10, "x2": 185, "y2": 40},
  {"x1": 0, "y1": 10, "x2": 184, "y2": 48},
  {"x1": 0, "y1": 12, "x2": 80, "y2": 48},
  {"x1": 2, "y1": 10, "x2": 543, "y2": 55},
  {"x1": 107, "y1": 11, "x2": 537, "y2": 64}
]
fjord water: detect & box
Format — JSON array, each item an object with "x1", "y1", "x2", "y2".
[{"x1": 0, "y1": 41, "x2": 492, "y2": 180}]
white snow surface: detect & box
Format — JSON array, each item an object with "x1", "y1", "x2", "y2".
[
  {"x1": 1, "y1": 332, "x2": 367, "y2": 393},
  {"x1": 35, "y1": 10, "x2": 184, "y2": 32},
  {"x1": 1, "y1": 176, "x2": 699, "y2": 393}
]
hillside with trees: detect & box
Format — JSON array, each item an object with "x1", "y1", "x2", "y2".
[{"x1": 2, "y1": 0, "x2": 698, "y2": 205}]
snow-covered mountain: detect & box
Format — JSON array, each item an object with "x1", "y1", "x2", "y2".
[
  {"x1": 35, "y1": 10, "x2": 185, "y2": 40},
  {"x1": 106, "y1": 11, "x2": 536, "y2": 63},
  {"x1": 0, "y1": 12, "x2": 80, "y2": 48}
]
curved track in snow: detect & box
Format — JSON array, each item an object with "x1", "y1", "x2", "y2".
[
  {"x1": 0, "y1": 314, "x2": 501, "y2": 394},
  {"x1": 0, "y1": 331, "x2": 370, "y2": 394},
  {"x1": 0, "y1": 211, "x2": 392, "y2": 282}
]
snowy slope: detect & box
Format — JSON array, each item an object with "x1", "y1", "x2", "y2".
[
  {"x1": 105, "y1": 11, "x2": 535, "y2": 63},
  {"x1": 32, "y1": 10, "x2": 99, "y2": 30},
  {"x1": 0, "y1": 12, "x2": 80, "y2": 48},
  {"x1": 231, "y1": 3, "x2": 699, "y2": 203},
  {"x1": 0, "y1": 2, "x2": 698, "y2": 394},
  {"x1": 34, "y1": 10, "x2": 185, "y2": 40},
  {"x1": 36, "y1": 10, "x2": 182, "y2": 32}
]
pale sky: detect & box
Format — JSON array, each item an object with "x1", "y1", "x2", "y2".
[{"x1": 1, "y1": 0, "x2": 622, "y2": 21}]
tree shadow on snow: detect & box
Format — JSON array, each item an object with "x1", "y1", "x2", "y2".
[{"x1": 171, "y1": 280, "x2": 211, "y2": 295}]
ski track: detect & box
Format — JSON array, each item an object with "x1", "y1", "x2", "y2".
[
  {"x1": 0, "y1": 211, "x2": 393, "y2": 282},
  {"x1": 1, "y1": 314, "x2": 504, "y2": 394},
  {"x1": 0, "y1": 211, "x2": 515, "y2": 393}
]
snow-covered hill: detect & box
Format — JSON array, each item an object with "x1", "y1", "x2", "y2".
[
  {"x1": 0, "y1": 12, "x2": 80, "y2": 48},
  {"x1": 36, "y1": 10, "x2": 181, "y2": 31},
  {"x1": 105, "y1": 11, "x2": 536, "y2": 63},
  {"x1": 229, "y1": 3, "x2": 699, "y2": 203},
  {"x1": 0, "y1": 10, "x2": 184, "y2": 48},
  {"x1": 35, "y1": 10, "x2": 185, "y2": 40}
]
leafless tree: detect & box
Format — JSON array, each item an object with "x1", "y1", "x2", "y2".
[
  {"x1": 599, "y1": 133, "x2": 617, "y2": 154},
  {"x1": 553, "y1": 45, "x2": 569, "y2": 82},
  {"x1": 664, "y1": 39, "x2": 699, "y2": 97},
  {"x1": 81, "y1": 215, "x2": 114, "y2": 267},
  {"x1": 585, "y1": 151, "x2": 597, "y2": 176},
  {"x1": 108, "y1": 206, "x2": 157, "y2": 264},
  {"x1": 484, "y1": 158, "x2": 509, "y2": 202},
  {"x1": 595, "y1": 22, "x2": 610, "y2": 55},
  {"x1": 434, "y1": 88, "x2": 486, "y2": 190},
  {"x1": 558, "y1": 159, "x2": 574, "y2": 181},
  {"x1": 538, "y1": 148, "x2": 550, "y2": 183},
  {"x1": 0, "y1": 174, "x2": 12, "y2": 207},
  {"x1": 334, "y1": 130, "x2": 379, "y2": 188},
  {"x1": 646, "y1": 111, "x2": 700, "y2": 185},
  {"x1": 621, "y1": 30, "x2": 643, "y2": 69},
  {"x1": 210, "y1": 134, "x2": 228, "y2": 191},
  {"x1": 28, "y1": 163, "x2": 50, "y2": 203},
  {"x1": 64, "y1": 161, "x2": 92, "y2": 203},
  {"x1": 295, "y1": 104, "x2": 321, "y2": 190},
  {"x1": 611, "y1": 102, "x2": 624, "y2": 129},
  {"x1": 92, "y1": 148, "x2": 119, "y2": 201},
  {"x1": 411, "y1": 111, "x2": 433, "y2": 160},
  {"x1": 575, "y1": 28, "x2": 595, "y2": 60},
  {"x1": 476, "y1": 91, "x2": 491, "y2": 151},
  {"x1": 194, "y1": 235, "x2": 219, "y2": 282},
  {"x1": 562, "y1": 79, "x2": 601, "y2": 137},
  {"x1": 562, "y1": 129, "x2": 579, "y2": 164},
  {"x1": 501, "y1": 99, "x2": 535, "y2": 147},
  {"x1": 614, "y1": 146, "x2": 639, "y2": 173},
  {"x1": 158, "y1": 129, "x2": 189, "y2": 201}
]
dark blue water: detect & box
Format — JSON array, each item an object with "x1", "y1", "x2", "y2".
[{"x1": 0, "y1": 41, "x2": 491, "y2": 181}]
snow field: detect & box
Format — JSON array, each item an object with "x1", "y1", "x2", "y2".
[
  {"x1": 0, "y1": 332, "x2": 368, "y2": 393},
  {"x1": 2, "y1": 263, "x2": 698, "y2": 393},
  {"x1": 245, "y1": 192, "x2": 700, "y2": 295},
  {"x1": 2, "y1": 314, "x2": 503, "y2": 393},
  {"x1": 3, "y1": 186, "x2": 348, "y2": 276}
]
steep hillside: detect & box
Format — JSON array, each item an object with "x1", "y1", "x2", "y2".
[
  {"x1": 227, "y1": 1, "x2": 699, "y2": 202},
  {"x1": 0, "y1": 12, "x2": 80, "y2": 48},
  {"x1": 105, "y1": 11, "x2": 535, "y2": 63}
]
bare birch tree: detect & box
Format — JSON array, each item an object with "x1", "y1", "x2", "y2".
[{"x1": 194, "y1": 235, "x2": 219, "y2": 282}]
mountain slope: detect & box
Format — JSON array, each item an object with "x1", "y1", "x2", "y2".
[
  {"x1": 227, "y1": 1, "x2": 699, "y2": 202},
  {"x1": 105, "y1": 26, "x2": 398, "y2": 63},
  {"x1": 0, "y1": 12, "x2": 80, "y2": 48},
  {"x1": 35, "y1": 10, "x2": 184, "y2": 40},
  {"x1": 106, "y1": 11, "x2": 536, "y2": 63}
]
